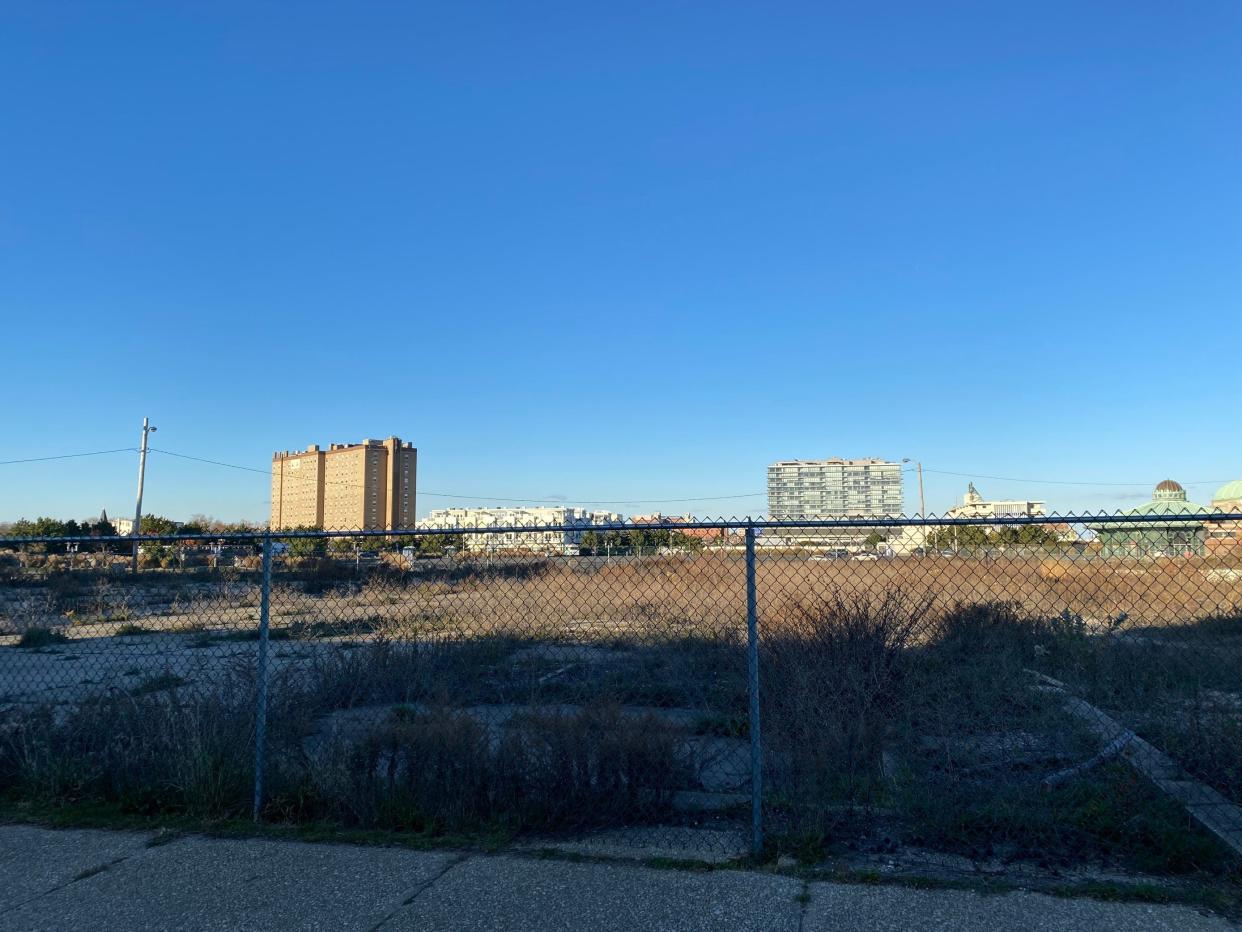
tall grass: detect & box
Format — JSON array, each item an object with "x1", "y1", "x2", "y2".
[
  {"x1": 0, "y1": 557, "x2": 1237, "y2": 875},
  {"x1": 761, "y1": 592, "x2": 930, "y2": 837},
  {"x1": 299, "y1": 704, "x2": 690, "y2": 832},
  {"x1": 0, "y1": 681, "x2": 256, "y2": 815}
]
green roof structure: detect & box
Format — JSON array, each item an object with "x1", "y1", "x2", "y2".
[
  {"x1": 1213, "y1": 479, "x2": 1242, "y2": 505},
  {"x1": 1089, "y1": 480, "x2": 1208, "y2": 557}
]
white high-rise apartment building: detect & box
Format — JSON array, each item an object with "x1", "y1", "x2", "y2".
[
  {"x1": 767, "y1": 458, "x2": 904, "y2": 518},
  {"x1": 766, "y1": 458, "x2": 904, "y2": 550}
]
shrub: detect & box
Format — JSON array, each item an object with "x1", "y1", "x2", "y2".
[
  {"x1": 897, "y1": 761, "x2": 1232, "y2": 875},
  {"x1": 764, "y1": 593, "x2": 930, "y2": 807},
  {"x1": 499, "y1": 704, "x2": 689, "y2": 828},
  {"x1": 0, "y1": 683, "x2": 255, "y2": 816},
  {"x1": 300, "y1": 703, "x2": 689, "y2": 834},
  {"x1": 1141, "y1": 704, "x2": 1242, "y2": 803},
  {"x1": 16, "y1": 627, "x2": 69, "y2": 649},
  {"x1": 132, "y1": 673, "x2": 190, "y2": 695},
  {"x1": 347, "y1": 707, "x2": 494, "y2": 830}
]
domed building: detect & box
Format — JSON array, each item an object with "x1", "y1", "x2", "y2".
[
  {"x1": 1212, "y1": 479, "x2": 1242, "y2": 511},
  {"x1": 1206, "y1": 478, "x2": 1242, "y2": 553},
  {"x1": 1091, "y1": 480, "x2": 1208, "y2": 557}
]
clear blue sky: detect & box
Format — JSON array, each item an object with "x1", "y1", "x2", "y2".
[{"x1": 2, "y1": 1, "x2": 1240, "y2": 523}]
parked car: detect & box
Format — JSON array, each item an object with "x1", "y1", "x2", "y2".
[{"x1": 809, "y1": 550, "x2": 850, "y2": 561}]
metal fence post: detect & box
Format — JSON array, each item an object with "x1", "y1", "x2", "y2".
[
  {"x1": 745, "y1": 523, "x2": 763, "y2": 856},
  {"x1": 252, "y1": 532, "x2": 273, "y2": 822}
]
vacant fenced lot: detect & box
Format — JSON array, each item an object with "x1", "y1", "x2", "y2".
[{"x1": 1, "y1": 517, "x2": 1240, "y2": 886}]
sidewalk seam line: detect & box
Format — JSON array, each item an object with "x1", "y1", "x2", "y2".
[
  {"x1": 0, "y1": 843, "x2": 153, "y2": 917},
  {"x1": 368, "y1": 852, "x2": 473, "y2": 931}
]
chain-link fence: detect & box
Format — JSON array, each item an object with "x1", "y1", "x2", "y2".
[{"x1": 1, "y1": 514, "x2": 1240, "y2": 874}]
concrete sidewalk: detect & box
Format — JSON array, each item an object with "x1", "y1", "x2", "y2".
[{"x1": 0, "y1": 825, "x2": 1233, "y2": 931}]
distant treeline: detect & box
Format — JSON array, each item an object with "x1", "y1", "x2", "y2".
[
  {"x1": 580, "y1": 528, "x2": 705, "y2": 553},
  {"x1": 0, "y1": 514, "x2": 266, "y2": 551},
  {"x1": 924, "y1": 524, "x2": 1064, "y2": 550}
]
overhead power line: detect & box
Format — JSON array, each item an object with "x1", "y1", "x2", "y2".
[
  {"x1": 149, "y1": 448, "x2": 269, "y2": 474},
  {"x1": 0, "y1": 448, "x2": 135, "y2": 466},
  {"x1": 920, "y1": 467, "x2": 1229, "y2": 487},
  {"x1": 143, "y1": 447, "x2": 1232, "y2": 502},
  {"x1": 147, "y1": 447, "x2": 766, "y2": 504},
  {"x1": 417, "y1": 491, "x2": 768, "y2": 505}
]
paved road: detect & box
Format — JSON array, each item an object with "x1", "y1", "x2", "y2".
[{"x1": 0, "y1": 825, "x2": 1233, "y2": 931}]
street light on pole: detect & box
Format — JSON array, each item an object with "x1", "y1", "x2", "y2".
[
  {"x1": 902, "y1": 458, "x2": 927, "y2": 555},
  {"x1": 132, "y1": 417, "x2": 157, "y2": 573},
  {"x1": 901, "y1": 458, "x2": 926, "y2": 520}
]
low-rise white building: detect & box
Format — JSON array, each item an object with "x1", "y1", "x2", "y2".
[
  {"x1": 418, "y1": 506, "x2": 622, "y2": 555},
  {"x1": 883, "y1": 485, "x2": 1047, "y2": 556},
  {"x1": 944, "y1": 483, "x2": 1046, "y2": 520}
]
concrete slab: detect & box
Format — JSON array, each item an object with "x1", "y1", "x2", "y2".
[
  {"x1": 802, "y1": 883, "x2": 1235, "y2": 932},
  {"x1": 0, "y1": 633, "x2": 254, "y2": 703},
  {"x1": 2, "y1": 834, "x2": 456, "y2": 932},
  {"x1": 0, "y1": 825, "x2": 151, "y2": 912},
  {"x1": 0, "y1": 634, "x2": 358, "y2": 704},
  {"x1": 1039, "y1": 676, "x2": 1242, "y2": 856},
  {"x1": 3, "y1": 826, "x2": 1237, "y2": 932},
  {"x1": 389, "y1": 854, "x2": 803, "y2": 931}
]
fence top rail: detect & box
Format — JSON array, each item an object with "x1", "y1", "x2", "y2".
[{"x1": 1, "y1": 511, "x2": 1239, "y2": 546}]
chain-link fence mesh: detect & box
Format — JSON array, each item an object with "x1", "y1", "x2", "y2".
[
  {"x1": 754, "y1": 517, "x2": 1242, "y2": 876},
  {"x1": 0, "y1": 515, "x2": 1239, "y2": 874}
]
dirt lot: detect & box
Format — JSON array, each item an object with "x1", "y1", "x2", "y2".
[{"x1": 0, "y1": 552, "x2": 1239, "y2": 876}]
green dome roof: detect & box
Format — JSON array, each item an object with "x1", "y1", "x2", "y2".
[
  {"x1": 1213, "y1": 479, "x2": 1242, "y2": 504},
  {"x1": 1086, "y1": 482, "x2": 1209, "y2": 530},
  {"x1": 1128, "y1": 498, "x2": 1204, "y2": 516}
]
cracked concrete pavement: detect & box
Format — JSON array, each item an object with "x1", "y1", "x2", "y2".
[{"x1": 0, "y1": 825, "x2": 1234, "y2": 931}]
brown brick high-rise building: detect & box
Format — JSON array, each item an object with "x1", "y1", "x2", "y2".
[{"x1": 270, "y1": 437, "x2": 417, "y2": 530}]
